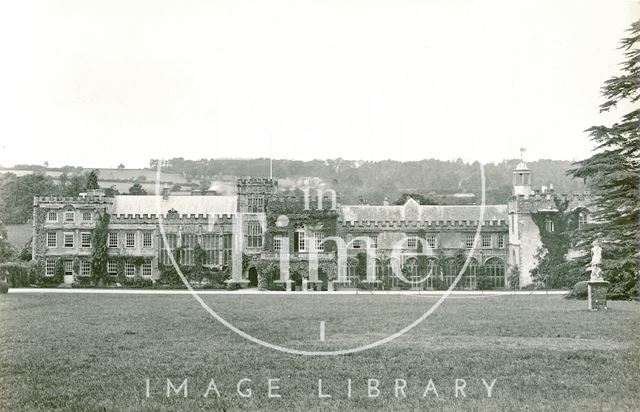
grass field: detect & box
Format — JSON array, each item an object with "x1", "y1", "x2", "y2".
[{"x1": 0, "y1": 293, "x2": 638, "y2": 411}]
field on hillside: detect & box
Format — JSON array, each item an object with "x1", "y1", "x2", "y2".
[{"x1": 0, "y1": 293, "x2": 638, "y2": 411}]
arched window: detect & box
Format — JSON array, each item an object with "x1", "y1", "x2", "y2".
[
  {"x1": 444, "y1": 259, "x2": 458, "y2": 286},
  {"x1": 485, "y1": 257, "x2": 506, "y2": 288},
  {"x1": 346, "y1": 258, "x2": 358, "y2": 285},
  {"x1": 375, "y1": 259, "x2": 383, "y2": 278},
  {"x1": 404, "y1": 257, "x2": 419, "y2": 288},
  {"x1": 424, "y1": 258, "x2": 437, "y2": 289},
  {"x1": 460, "y1": 258, "x2": 478, "y2": 290}
]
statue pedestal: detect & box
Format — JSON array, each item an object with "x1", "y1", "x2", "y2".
[
  {"x1": 587, "y1": 281, "x2": 609, "y2": 311},
  {"x1": 327, "y1": 281, "x2": 334, "y2": 292}
]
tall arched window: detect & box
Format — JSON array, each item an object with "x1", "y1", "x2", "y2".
[
  {"x1": 375, "y1": 259, "x2": 383, "y2": 278},
  {"x1": 346, "y1": 258, "x2": 358, "y2": 285},
  {"x1": 444, "y1": 259, "x2": 458, "y2": 287},
  {"x1": 424, "y1": 258, "x2": 437, "y2": 289},
  {"x1": 461, "y1": 258, "x2": 478, "y2": 290},
  {"x1": 404, "y1": 257, "x2": 419, "y2": 288},
  {"x1": 485, "y1": 257, "x2": 506, "y2": 288}
]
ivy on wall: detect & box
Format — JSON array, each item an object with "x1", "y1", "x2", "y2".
[
  {"x1": 529, "y1": 198, "x2": 587, "y2": 288},
  {"x1": 90, "y1": 211, "x2": 110, "y2": 284}
]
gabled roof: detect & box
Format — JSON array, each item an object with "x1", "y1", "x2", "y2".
[
  {"x1": 340, "y1": 199, "x2": 507, "y2": 223},
  {"x1": 111, "y1": 195, "x2": 237, "y2": 216}
]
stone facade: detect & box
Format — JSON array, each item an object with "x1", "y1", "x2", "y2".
[{"x1": 32, "y1": 163, "x2": 591, "y2": 289}]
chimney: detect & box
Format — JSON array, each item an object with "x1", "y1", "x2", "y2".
[
  {"x1": 162, "y1": 186, "x2": 170, "y2": 200},
  {"x1": 541, "y1": 186, "x2": 547, "y2": 194},
  {"x1": 549, "y1": 183, "x2": 554, "y2": 193}
]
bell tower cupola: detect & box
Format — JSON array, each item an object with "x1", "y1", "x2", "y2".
[{"x1": 513, "y1": 149, "x2": 531, "y2": 198}]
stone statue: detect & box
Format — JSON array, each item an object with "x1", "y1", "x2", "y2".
[{"x1": 590, "y1": 240, "x2": 603, "y2": 281}]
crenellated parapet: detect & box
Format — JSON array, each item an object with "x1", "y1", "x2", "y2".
[
  {"x1": 339, "y1": 219, "x2": 507, "y2": 229},
  {"x1": 268, "y1": 192, "x2": 339, "y2": 213},
  {"x1": 237, "y1": 178, "x2": 278, "y2": 192},
  {"x1": 34, "y1": 195, "x2": 114, "y2": 206},
  {"x1": 109, "y1": 213, "x2": 234, "y2": 223},
  {"x1": 508, "y1": 192, "x2": 592, "y2": 214}
]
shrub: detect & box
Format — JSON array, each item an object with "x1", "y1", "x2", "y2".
[
  {"x1": 476, "y1": 268, "x2": 494, "y2": 290},
  {"x1": 123, "y1": 278, "x2": 154, "y2": 288},
  {"x1": 198, "y1": 283, "x2": 227, "y2": 290},
  {"x1": 568, "y1": 281, "x2": 589, "y2": 300},
  {"x1": 0, "y1": 279, "x2": 8, "y2": 293},
  {"x1": 0, "y1": 262, "x2": 32, "y2": 287},
  {"x1": 158, "y1": 265, "x2": 184, "y2": 286},
  {"x1": 74, "y1": 276, "x2": 95, "y2": 287},
  {"x1": 227, "y1": 282, "x2": 242, "y2": 291},
  {"x1": 508, "y1": 266, "x2": 520, "y2": 289}
]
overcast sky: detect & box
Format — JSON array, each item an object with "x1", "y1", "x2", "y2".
[{"x1": 0, "y1": 0, "x2": 637, "y2": 168}]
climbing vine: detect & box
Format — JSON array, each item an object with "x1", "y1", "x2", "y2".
[
  {"x1": 530, "y1": 197, "x2": 586, "y2": 288},
  {"x1": 90, "y1": 211, "x2": 110, "y2": 285}
]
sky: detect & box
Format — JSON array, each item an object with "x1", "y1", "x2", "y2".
[{"x1": 0, "y1": 0, "x2": 637, "y2": 168}]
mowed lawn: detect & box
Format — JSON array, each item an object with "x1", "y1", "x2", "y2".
[{"x1": 0, "y1": 293, "x2": 639, "y2": 411}]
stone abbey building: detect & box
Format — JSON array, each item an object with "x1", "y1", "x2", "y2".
[{"x1": 31, "y1": 162, "x2": 591, "y2": 290}]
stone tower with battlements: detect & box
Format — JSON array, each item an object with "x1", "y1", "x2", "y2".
[{"x1": 236, "y1": 178, "x2": 278, "y2": 213}]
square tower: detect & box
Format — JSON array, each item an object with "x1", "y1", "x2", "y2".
[{"x1": 236, "y1": 178, "x2": 278, "y2": 213}]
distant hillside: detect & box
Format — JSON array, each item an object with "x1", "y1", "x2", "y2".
[
  {"x1": 156, "y1": 157, "x2": 586, "y2": 204},
  {"x1": 0, "y1": 158, "x2": 585, "y2": 224}
]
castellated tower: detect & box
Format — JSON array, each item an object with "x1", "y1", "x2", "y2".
[
  {"x1": 508, "y1": 160, "x2": 538, "y2": 287},
  {"x1": 236, "y1": 178, "x2": 278, "y2": 213},
  {"x1": 507, "y1": 161, "x2": 562, "y2": 287}
]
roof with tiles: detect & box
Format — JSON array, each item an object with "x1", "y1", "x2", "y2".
[
  {"x1": 339, "y1": 198, "x2": 507, "y2": 223},
  {"x1": 111, "y1": 195, "x2": 237, "y2": 216}
]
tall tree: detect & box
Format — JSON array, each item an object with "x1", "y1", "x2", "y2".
[
  {"x1": 86, "y1": 169, "x2": 100, "y2": 190},
  {"x1": 568, "y1": 20, "x2": 639, "y2": 299}
]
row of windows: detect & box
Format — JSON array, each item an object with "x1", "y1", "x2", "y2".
[
  {"x1": 45, "y1": 259, "x2": 92, "y2": 276},
  {"x1": 46, "y1": 232, "x2": 92, "y2": 248},
  {"x1": 287, "y1": 230, "x2": 325, "y2": 252},
  {"x1": 106, "y1": 260, "x2": 152, "y2": 277},
  {"x1": 45, "y1": 259, "x2": 153, "y2": 277},
  {"x1": 464, "y1": 234, "x2": 505, "y2": 249},
  {"x1": 342, "y1": 257, "x2": 506, "y2": 289},
  {"x1": 271, "y1": 233, "x2": 505, "y2": 252},
  {"x1": 246, "y1": 196, "x2": 265, "y2": 213},
  {"x1": 107, "y1": 232, "x2": 153, "y2": 248},
  {"x1": 46, "y1": 231, "x2": 157, "y2": 249},
  {"x1": 46, "y1": 211, "x2": 93, "y2": 223}
]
